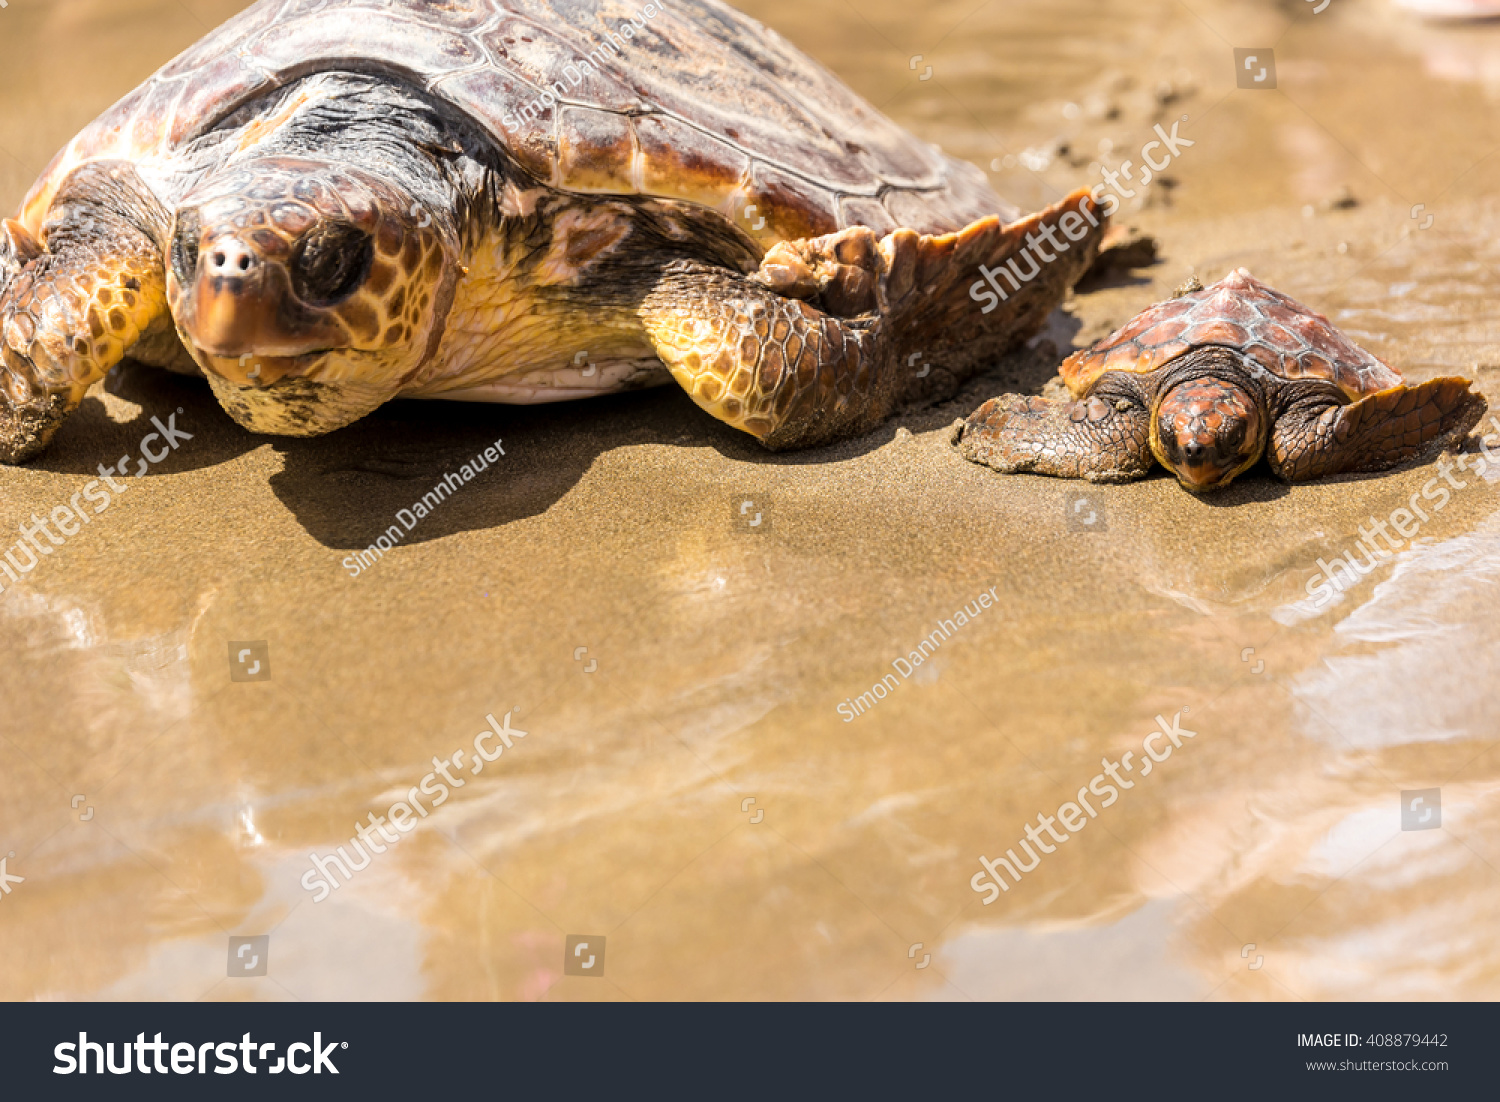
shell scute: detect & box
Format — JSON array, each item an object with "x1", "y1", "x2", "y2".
[
  {"x1": 1142, "y1": 317, "x2": 1187, "y2": 344},
  {"x1": 433, "y1": 66, "x2": 557, "y2": 182},
  {"x1": 1102, "y1": 309, "x2": 1169, "y2": 350},
  {"x1": 168, "y1": 55, "x2": 267, "y2": 148},
  {"x1": 1152, "y1": 338, "x2": 1190, "y2": 364},
  {"x1": 1305, "y1": 323, "x2": 1349, "y2": 360},
  {"x1": 881, "y1": 189, "x2": 971, "y2": 236},
  {"x1": 1061, "y1": 267, "x2": 1403, "y2": 398},
  {"x1": 741, "y1": 162, "x2": 841, "y2": 244},
  {"x1": 1213, "y1": 295, "x2": 1260, "y2": 326},
  {"x1": 1255, "y1": 321, "x2": 1300, "y2": 352},
  {"x1": 636, "y1": 115, "x2": 752, "y2": 209},
  {"x1": 474, "y1": 16, "x2": 646, "y2": 113},
  {"x1": 837, "y1": 197, "x2": 897, "y2": 236},
  {"x1": 364, "y1": 0, "x2": 496, "y2": 30},
  {"x1": 250, "y1": 10, "x2": 485, "y2": 77},
  {"x1": 1103, "y1": 343, "x2": 1142, "y2": 373},
  {"x1": 128, "y1": 76, "x2": 183, "y2": 162},
  {"x1": 1243, "y1": 343, "x2": 1280, "y2": 372},
  {"x1": 1299, "y1": 351, "x2": 1332, "y2": 378},
  {"x1": 1183, "y1": 318, "x2": 1251, "y2": 347},
  {"x1": 556, "y1": 107, "x2": 638, "y2": 193},
  {"x1": 159, "y1": 2, "x2": 285, "y2": 79}
]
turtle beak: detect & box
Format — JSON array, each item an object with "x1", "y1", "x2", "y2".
[
  {"x1": 166, "y1": 209, "x2": 348, "y2": 380},
  {"x1": 186, "y1": 236, "x2": 283, "y2": 352},
  {"x1": 1174, "y1": 462, "x2": 1237, "y2": 492},
  {"x1": 1171, "y1": 443, "x2": 1242, "y2": 492}
]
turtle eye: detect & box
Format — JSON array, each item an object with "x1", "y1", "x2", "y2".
[
  {"x1": 291, "y1": 222, "x2": 374, "y2": 306},
  {"x1": 170, "y1": 210, "x2": 201, "y2": 286}
]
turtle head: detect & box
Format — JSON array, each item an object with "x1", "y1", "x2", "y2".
[
  {"x1": 166, "y1": 156, "x2": 456, "y2": 436},
  {"x1": 1149, "y1": 376, "x2": 1266, "y2": 492}
]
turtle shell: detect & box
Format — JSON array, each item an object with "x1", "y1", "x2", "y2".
[
  {"x1": 19, "y1": 0, "x2": 1011, "y2": 249},
  {"x1": 1060, "y1": 268, "x2": 1403, "y2": 399}
]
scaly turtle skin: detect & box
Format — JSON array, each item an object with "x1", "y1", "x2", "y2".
[
  {"x1": 0, "y1": 0, "x2": 1107, "y2": 463},
  {"x1": 957, "y1": 269, "x2": 1486, "y2": 491}
]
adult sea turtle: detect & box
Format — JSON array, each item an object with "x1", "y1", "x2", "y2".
[
  {"x1": 0, "y1": 0, "x2": 1107, "y2": 463},
  {"x1": 956, "y1": 269, "x2": 1485, "y2": 491}
]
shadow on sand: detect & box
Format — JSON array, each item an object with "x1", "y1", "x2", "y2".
[{"x1": 21, "y1": 324, "x2": 1356, "y2": 548}]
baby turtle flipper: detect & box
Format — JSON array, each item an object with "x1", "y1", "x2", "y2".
[
  {"x1": 1, "y1": 162, "x2": 169, "y2": 463},
  {"x1": 955, "y1": 393, "x2": 1154, "y2": 483},
  {"x1": 1268, "y1": 377, "x2": 1485, "y2": 482}
]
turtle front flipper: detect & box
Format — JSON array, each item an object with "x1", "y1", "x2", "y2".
[
  {"x1": 1, "y1": 162, "x2": 171, "y2": 463},
  {"x1": 955, "y1": 392, "x2": 1154, "y2": 482},
  {"x1": 639, "y1": 189, "x2": 1106, "y2": 450},
  {"x1": 1268, "y1": 377, "x2": 1485, "y2": 483}
]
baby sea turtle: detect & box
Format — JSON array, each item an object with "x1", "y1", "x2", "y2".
[
  {"x1": 956, "y1": 268, "x2": 1485, "y2": 491},
  {"x1": 0, "y1": 0, "x2": 1107, "y2": 463}
]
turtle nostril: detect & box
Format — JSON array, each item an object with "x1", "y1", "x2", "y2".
[
  {"x1": 205, "y1": 239, "x2": 258, "y2": 278},
  {"x1": 1183, "y1": 442, "x2": 1205, "y2": 461}
]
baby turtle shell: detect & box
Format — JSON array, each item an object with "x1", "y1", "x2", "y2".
[{"x1": 1059, "y1": 268, "x2": 1403, "y2": 399}]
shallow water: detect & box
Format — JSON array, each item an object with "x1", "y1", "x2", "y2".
[{"x1": 0, "y1": 0, "x2": 1497, "y2": 1000}]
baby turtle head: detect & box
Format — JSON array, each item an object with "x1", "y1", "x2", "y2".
[
  {"x1": 1150, "y1": 375, "x2": 1266, "y2": 492},
  {"x1": 166, "y1": 156, "x2": 455, "y2": 435}
]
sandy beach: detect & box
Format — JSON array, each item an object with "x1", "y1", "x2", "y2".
[{"x1": 1, "y1": 0, "x2": 1497, "y2": 1001}]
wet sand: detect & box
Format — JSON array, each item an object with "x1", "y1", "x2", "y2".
[{"x1": 1, "y1": 0, "x2": 1498, "y2": 1000}]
